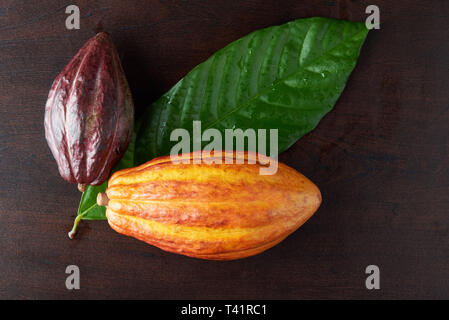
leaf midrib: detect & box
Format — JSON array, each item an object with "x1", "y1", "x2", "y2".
[{"x1": 79, "y1": 202, "x2": 98, "y2": 217}]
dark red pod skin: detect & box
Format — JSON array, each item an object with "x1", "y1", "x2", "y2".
[{"x1": 44, "y1": 32, "x2": 134, "y2": 186}]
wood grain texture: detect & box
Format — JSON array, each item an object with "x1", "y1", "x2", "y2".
[{"x1": 0, "y1": 0, "x2": 448, "y2": 299}]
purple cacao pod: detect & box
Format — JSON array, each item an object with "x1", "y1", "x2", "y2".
[{"x1": 44, "y1": 32, "x2": 134, "y2": 187}]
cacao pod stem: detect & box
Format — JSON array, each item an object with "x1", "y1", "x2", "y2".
[
  {"x1": 78, "y1": 184, "x2": 87, "y2": 192},
  {"x1": 97, "y1": 193, "x2": 109, "y2": 206}
]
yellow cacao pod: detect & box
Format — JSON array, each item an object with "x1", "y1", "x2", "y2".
[{"x1": 99, "y1": 151, "x2": 321, "y2": 260}]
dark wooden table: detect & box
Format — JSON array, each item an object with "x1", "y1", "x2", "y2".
[{"x1": 1, "y1": 0, "x2": 448, "y2": 300}]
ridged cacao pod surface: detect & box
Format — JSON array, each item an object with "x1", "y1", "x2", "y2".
[
  {"x1": 44, "y1": 32, "x2": 134, "y2": 186},
  {"x1": 99, "y1": 151, "x2": 321, "y2": 260}
]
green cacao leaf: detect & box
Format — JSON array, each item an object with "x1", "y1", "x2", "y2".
[
  {"x1": 136, "y1": 17, "x2": 369, "y2": 164},
  {"x1": 77, "y1": 181, "x2": 108, "y2": 221}
]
